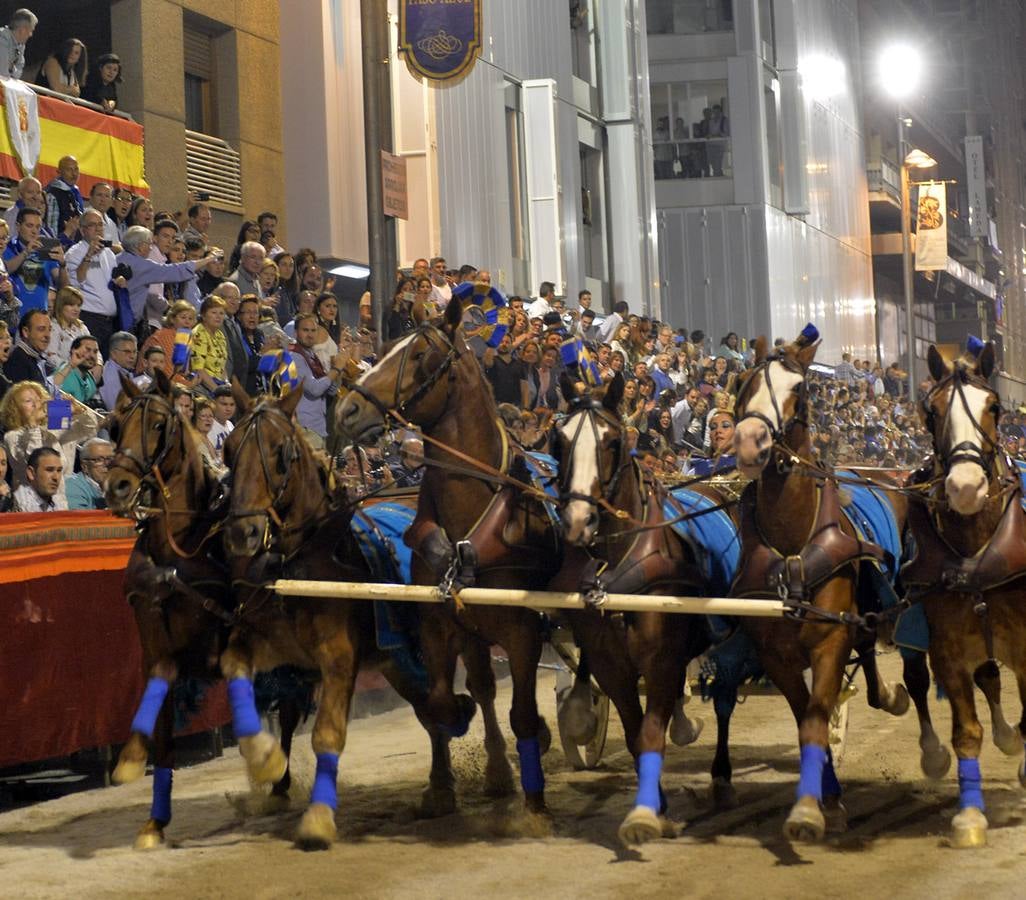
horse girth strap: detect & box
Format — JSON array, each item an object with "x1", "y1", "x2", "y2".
[
  {"x1": 731, "y1": 478, "x2": 885, "y2": 602},
  {"x1": 902, "y1": 479, "x2": 1026, "y2": 597}
]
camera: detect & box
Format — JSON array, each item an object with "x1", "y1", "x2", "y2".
[
  {"x1": 194, "y1": 191, "x2": 211, "y2": 202},
  {"x1": 100, "y1": 239, "x2": 112, "y2": 248}
]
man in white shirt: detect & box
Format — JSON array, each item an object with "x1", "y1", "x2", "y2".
[
  {"x1": 527, "y1": 281, "x2": 556, "y2": 321},
  {"x1": 597, "y1": 300, "x2": 629, "y2": 343},
  {"x1": 83, "y1": 183, "x2": 122, "y2": 251},
  {"x1": 671, "y1": 386, "x2": 702, "y2": 445},
  {"x1": 13, "y1": 447, "x2": 68, "y2": 512},
  {"x1": 209, "y1": 385, "x2": 236, "y2": 453},
  {"x1": 65, "y1": 209, "x2": 119, "y2": 355},
  {"x1": 429, "y1": 256, "x2": 452, "y2": 310}
]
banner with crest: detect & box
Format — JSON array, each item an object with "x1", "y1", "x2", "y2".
[
  {"x1": 399, "y1": 0, "x2": 482, "y2": 84},
  {"x1": 914, "y1": 182, "x2": 947, "y2": 272}
]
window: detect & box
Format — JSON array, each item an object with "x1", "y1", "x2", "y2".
[
  {"x1": 183, "y1": 24, "x2": 215, "y2": 134},
  {"x1": 570, "y1": 0, "x2": 595, "y2": 86},
  {"x1": 651, "y1": 80, "x2": 731, "y2": 181},
  {"x1": 646, "y1": 0, "x2": 733, "y2": 35}
]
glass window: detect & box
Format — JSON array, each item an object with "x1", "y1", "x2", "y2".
[
  {"x1": 651, "y1": 80, "x2": 731, "y2": 181},
  {"x1": 646, "y1": 0, "x2": 734, "y2": 35}
]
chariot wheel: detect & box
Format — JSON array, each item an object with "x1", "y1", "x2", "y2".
[{"x1": 556, "y1": 683, "x2": 610, "y2": 770}]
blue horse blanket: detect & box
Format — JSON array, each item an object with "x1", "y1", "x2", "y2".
[{"x1": 664, "y1": 487, "x2": 741, "y2": 598}]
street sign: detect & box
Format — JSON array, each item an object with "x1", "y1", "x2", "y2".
[{"x1": 381, "y1": 150, "x2": 408, "y2": 220}]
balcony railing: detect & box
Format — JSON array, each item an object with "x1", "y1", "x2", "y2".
[
  {"x1": 184, "y1": 130, "x2": 243, "y2": 212},
  {"x1": 653, "y1": 137, "x2": 732, "y2": 180},
  {"x1": 867, "y1": 157, "x2": 900, "y2": 201},
  {"x1": 647, "y1": 0, "x2": 734, "y2": 35}
]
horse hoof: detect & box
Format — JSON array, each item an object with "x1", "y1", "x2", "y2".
[
  {"x1": 559, "y1": 699, "x2": 598, "y2": 746},
  {"x1": 111, "y1": 757, "x2": 146, "y2": 785},
  {"x1": 618, "y1": 805, "x2": 666, "y2": 846},
  {"x1": 537, "y1": 717, "x2": 552, "y2": 756},
  {"x1": 951, "y1": 807, "x2": 988, "y2": 849},
  {"x1": 670, "y1": 714, "x2": 704, "y2": 747},
  {"x1": 483, "y1": 758, "x2": 516, "y2": 798},
  {"x1": 418, "y1": 785, "x2": 457, "y2": 818},
  {"x1": 264, "y1": 791, "x2": 292, "y2": 813},
  {"x1": 133, "y1": 820, "x2": 165, "y2": 851},
  {"x1": 888, "y1": 684, "x2": 911, "y2": 717},
  {"x1": 783, "y1": 795, "x2": 825, "y2": 843},
  {"x1": 524, "y1": 793, "x2": 548, "y2": 816},
  {"x1": 710, "y1": 777, "x2": 738, "y2": 810},
  {"x1": 992, "y1": 722, "x2": 1021, "y2": 757},
  {"x1": 296, "y1": 803, "x2": 337, "y2": 850},
  {"x1": 239, "y1": 732, "x2": 287, "y2": 785},
  {"x1": 920, "y1": 742, "x2": 952, "y2": 780},
  {"x1": 823, "y1": 799, "x2": 848, "y2": 834}
]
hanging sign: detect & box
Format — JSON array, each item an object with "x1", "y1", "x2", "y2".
[
  {"x1": 964, "y1": 135, "x2": 987, "y2": 238},
  {"x1": 399, "y1": 0, "x2": 482, "y2": 84},
  {"x1": 914, "y1": 181, "x2": 947, "y2": 272},
  {"x1": 381, "y1": 150, "x2": 408, "y2": 219}
]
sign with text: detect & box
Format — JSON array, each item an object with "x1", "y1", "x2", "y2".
[
  {"x1": 915, "y1": 181, "x2": 947, "y2": 272},
  {"x1": 964, "y1": 135, "x2": 987, "y2": 238},
  {"x1": 381, "y1": 150, "x2": 409, "y2": 219},
  {"x1": 399, "y1": 0, "x2": 482, "y2": 84}
]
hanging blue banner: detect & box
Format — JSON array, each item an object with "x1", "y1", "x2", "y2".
[{"x1": 399, "y1": 0, "x2": 482, "y2": 84}]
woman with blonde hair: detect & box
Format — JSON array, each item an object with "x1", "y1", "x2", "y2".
[
  {"x1": 190, "y1": 295, "x2": 229, "y2": 394},
  {"x1": 136, "y1": 299, "x2": 201, "y2": 388},
  {"x1": 1, "y1": 380, "x2": 102, "y2": 504},
  {"x1": 192, "y1": 395, "x2": 225, "y2": 472},
  {"x1": 258, "y1": 258, "x2": 279, "y2": 300},
  {"x1": 47, "y1": 286, "x2": 99, "y2": 368}
]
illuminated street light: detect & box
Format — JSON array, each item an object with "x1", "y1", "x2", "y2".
[
  {"x1": 878, "y1": 44, "x2": 923, "y2": 99},
  {"x1": 905, "y1": 148, "x2": 938, "y2": 169}
]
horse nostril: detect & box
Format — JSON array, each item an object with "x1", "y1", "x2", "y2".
[
  {"x1": 756, "y1": 447, "x2": 770, "y2": 466},
  {"x1": 110, "y1": 479, "x2": 132, "y2": 498}
]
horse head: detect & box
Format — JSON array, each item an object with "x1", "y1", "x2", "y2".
[
  {"x1": 336, "y1": 295, "x2": 464, "y2": 445},
  {"x1": 554, "y1": 371, "x2": 628, "y2": 547},
  {"x1": 221, "y1": 385, "x2": 308, "y2": 558},
  {"x1": 106, "y1": 369, "x2": 181, "y2": 516},
  {"x1": 924, "y1": 342, "x2": 999, "y2": 516},
  {"x1": 733, "y1": 327, "x2": 818, "y2": 479}
]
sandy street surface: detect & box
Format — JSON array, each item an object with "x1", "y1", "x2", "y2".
[{"x1": 3, "y1": 650, "x2": 1026, "y2": 900}]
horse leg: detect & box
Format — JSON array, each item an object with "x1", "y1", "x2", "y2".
[
  {"x1": 859, "y1": 639, "x2": 910, "y2": 717},
  {"x1": 931, "y1": 647, "x2": 988, "y2": 848},
  {"x1": 669, "y1": 671, "x2": 704, "y2": 747},
  {"x1": 503, "y1": 612, "x2": 547, "y2": 815},
  {"x1": 419, "y1": 608, "x2": 477, "y2": 738},
  {"x1": 560, "y1": 648, "x2": 600, "y2": 746},
  {"x1": 1015, "y1": 670, "x2": 1026, "y2": 788},
  {"x1": 974, "y1": 661, "x2": 1020, "y2": 756},
  {"x1": 461, "y1": 635, "x2": 516, "y2": 798},
  {"x1": 296, "y1": 649, "x2": 359, "y2": 850},
  {"x1": 113, "y1": 658, "x2": 177, "y2": 785},
  {"x1": 269, "y1": 697, "x2": 302, "y2": 805},
  {"x1": 904, "y1": 650, "x2": 952, "y2": 778},
  {"x1": 709, "y1": 680, "x2": 740, "y2": 809},
  {"x1": 220, "y1": 637, "x2": 287, "y2": 786},
  {"x1": 618, "y1": 613, "x2": 687, "y2": 846},
  {"x1": 134, "y1": 688, "x2": 175, "y2": 850}
]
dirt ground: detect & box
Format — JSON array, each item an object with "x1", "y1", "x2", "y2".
[{"x1": 3, "y1": 650, "x2": 1026, "y2": 900}]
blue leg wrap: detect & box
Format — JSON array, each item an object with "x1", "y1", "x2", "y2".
[
  {"x1": 131, "y1": 677, "x2": 170, "y2": 738},
  {"x1": 822, "y1": 747, "x2": 842, "y2": 798},
  {"x1": 957, "y1": 757, "x2": 984, "y2": 810},
  {"x1": 635, "y1": 751, "x2": 663, "y2": 812},
  {"x1": 797, "y1": 743, "x2": 827, "y2": 802},
  {"x1": 516, "y1": 738, "x2": 544, "y2": 795},
  {"x1": 150, "y1": 766, "x2": 173, "y2": 824},
  {"x1": 227, "y1": 677, "x2": 262, "y2": 738},
  {"x1": 311, "y1": 752, "x2": 339, "y2": 811}
]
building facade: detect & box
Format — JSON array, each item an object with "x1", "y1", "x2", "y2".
[
  {"x1": 280, "y1": 0, "x2": 661, "y2": 315},
  {"x1": 648, "y1": 0, "x2": 877, "y2": 363}
]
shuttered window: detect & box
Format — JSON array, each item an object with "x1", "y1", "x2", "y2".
[{"x1": 183, "y1": 25, "x2": 214, "y2": 134}]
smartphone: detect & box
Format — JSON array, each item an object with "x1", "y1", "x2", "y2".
[
  {"x1": 37, "y1": 237, "x2": 60, "y2": 253},
  {"x1": 100, "y1": 239, "x2": 113, "y2": 248},
  {"x1": 194, "y1": 191, "x2": 211, "y2": 202}
]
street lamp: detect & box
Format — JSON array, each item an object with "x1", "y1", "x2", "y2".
[{"x1": 878, "y1": 44, "x2": 926, "y2": 401}]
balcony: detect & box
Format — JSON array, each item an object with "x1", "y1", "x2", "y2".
[{"x1": 866, "y1": 157, "x2": 900, "y2": 206}]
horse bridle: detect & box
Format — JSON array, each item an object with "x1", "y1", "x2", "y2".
[
  {"x1": 735, "y1": 354, "x2": 808, "y2": 446},
  {"x1": 110, "y1": 393, "x2": 182, "y2": 511},
  {"x1": 924, "y1": 366, "x2": 1000, "y2": 477},
  {"x1": 346, "y1": 325, "x2": 462, "y2": 429},
  {"x1": 558, "y1": 397, "x2": 633, "y2": 510}
]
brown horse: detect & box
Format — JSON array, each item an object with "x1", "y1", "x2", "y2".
[
  {"x1": 220, "y1": 386, "x2": 509, "y2": 848},
  {"x1": 902, "y1": 342, "x2": 1026, "y2": 848},
  {"x1": 730, "y1": 331, "x2": 913, "y2": 842},
  {"x1": 336, "y1": 298, "x2": 563, "y2": 813},
  {"x1": 104, "y1": 370, "x2": 299, "y2": 849},
  {"x1": 552, "y1": 372, "x2": 712, "y2": 844}
]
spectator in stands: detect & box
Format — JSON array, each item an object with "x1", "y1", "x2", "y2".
[
  {"x1": 300, "y1": 262, "x2": 328, "y2": 295},
  {"x1": 46, "y1": 286, "x2": 92, "y2": 365},
  {"x1": 117, "y1": 225, "x2": 217, "y2": 326},
  {"x1": 5, "y1": 207, "x2": 67, "y2": 313},
  {"x1": 3, "y1": 176, "x2": 50, "y2": 237},
  {"x1": 126, "y1": 196, "x2": 154, "y2": 230},
  {"x1": 190, "y1": 295, "x2": 229, "y2": 394},
  {"x1": 65, "y1": 437, "x2": 113, "y2": 509},
  {"x1": 209, "y1": 283, "x2": 244, "y2": 380},
  {"x1": 228, "y1": 221, "x2": 260, "y2": 273},
  {"x1": 283, "y1": 290, "x2": 316, "y2": 338},
  {"x1": 196, "y1": 245, "x2": 226, "y2": 297},
  {"x1": 258, "y1": 258, "x2": 278, "y2": 300},
  {"x1": 192, "y1": 395, "x2": 224, "y2": 470},
  {"x1": 44, "y1": 156, "x2": 85, "y2": 235},
  {"x1": 257, "y1": 211, "x2": 284, "y2": 256},
  {"x1": 597, "y1": 300, "x2": 629, "y2": 344},
  {"x1": 0, "y1": 8, "x2": 36, "y2": 80},
  {"x1": 13, "y1": 446, "x2": 65, "y2": 511},
  {"x1": 234, "y1": 295, "x2": 264, "y2": 395},
  {"x1": 110, "y1": 188, "x2": 133, "y2": 236},
  {"x1": 38, "y1": 37, "x2": 86, "y2": 97},
  {"x1": 98, "y1": 331, "x2": 137, "y2": 410},
  {"x1": 1, "y1": 378, "x2": 101, "y2": 505},
  {"x1": 0, "y1": 329, "x2": 13, "y2": 401},
  {"x1": 387, "y1": 277, "x2": 416, "y2": 340},
  {"x1": 81, "y1": 51, "x2": 121, "y2": 112},
  {"x1": 271, "y1": 252, "x2": 299, "y2": 325},
  {"x1": 429, "y1": 256, "x2": 452, "y2": 310},
  {"x1": 531, "y1": 345, "x2": 564, "y2": 412},
  {"x1": 64, "y1": 210, "x2": 121, "y2": 354},
  {"x1": 209, "y1": 385, "x2": 235, "y2": 453},
  {"x1": 392, "y1": 437, "x2": 425, "y2": 487},
  {"x1": 172, "y1": 384, "x2": 194, "y2": 420},
  {"x1": 4, "y1": 308, "x2": 52, "y2": 387},
  {"x1": 137, "y1": 300, "x2": 196, "y2": 384},
  {"x1": 133, "y1": 345, "x2": 164, "y2": 391},
  {"x1": 53, "y1": 334, "x2": 100, "y2": 404},
  {"x1": 182, "y1": 202, "x2": 212, "y2": 249},
  {"x1": 483, "y1": 332, "x2": 526, "y2": 407},
  {"x1": 83, "y1": 182, "x2": 121, "y2": 251},
  {"x1": 0, "y1": 443, "x2": 11, "y2": 511},
  {"x1": 228, "y1": 241, "x2": 266, "y2": 298},
  {"x1": 289, "y1": 312, "x2": 348, "y2": 442}
]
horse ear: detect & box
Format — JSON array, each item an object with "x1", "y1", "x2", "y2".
[
  {"x1": 603, "y1": 371, "x2": 625, "y2": 412},
  {"x1": 927, "y1": 344, "x2": 950, "y2": 382},
  {"x1": 411, "y1": 299, "x2": 429, "y2": 325},
  {"x1": 559, "y1": 370, "x2": 578, "y2": 403},
  {"x1": 754, "y1": 336, "x2": 768, "y2": 364},
  {"x1": 976, "y1": 342, "x2": 995, "y2": 380},
  {"x1": 231, "y1": 376, "x2": 253, "y2": 415},
  {"x1": 278, "y1": 380, "x2": 304, "y2": 418},
  {"x1": 442, "y1": 293, "x2": 462, "y2": 335},
  {"x1": 152, "y1": 368, "x2": 172, "y2": 396},
  {"x1": 119, "y1": 371, "x2": 141, "y2": 400},
  {"x1": 795, "y1": 339, "x2": 819, "y2": 371}
]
